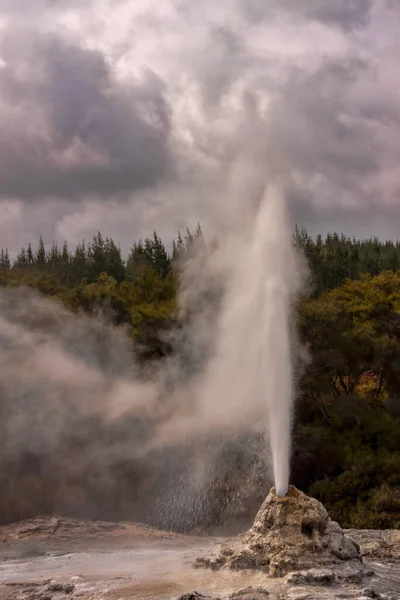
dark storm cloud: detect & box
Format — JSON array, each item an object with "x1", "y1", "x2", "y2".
[
  {"x1": 237, "y1": 0, "x2": 373, "y2": 30},
  {"x1": 0, "y1": 28, "x2": 173, "y2": 200}
]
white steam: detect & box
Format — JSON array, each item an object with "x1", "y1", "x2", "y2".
[
  {"x1": 0, "y1": 183, "x2": 302, "y2": 522},
  {"x1": 193, "y1": 183, "x2": 302, "y2": 496},
  {"x1": 153, "y1": 183, "x2": 302, "y2": 496}
]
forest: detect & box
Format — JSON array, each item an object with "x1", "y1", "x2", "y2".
[{"x1": 0, "y1": 227, "x2": 399, "y2": 530}]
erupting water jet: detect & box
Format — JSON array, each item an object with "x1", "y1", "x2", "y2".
[
  {"x1": 246, "y1": 185, "x2": 301, "y2": 497},
  {"x1": 192, "y1": 184, "x2": 301, "y2": 499}
]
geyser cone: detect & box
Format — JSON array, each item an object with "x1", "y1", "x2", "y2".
[{"x1": 195, "y1": 486, "x2": 362, "y2": 577}]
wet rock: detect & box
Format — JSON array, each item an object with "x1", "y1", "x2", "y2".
[
  {"x1": 196, "y1": 486, "x2": 362, "y2": 577},
  {"x1": 177, "y1": 593, "x2": 216, "y2": 600},
  {"x1": 285, "y1": 568, "x2": 336, "y2": 586},
  {"x1": 229, "y1": 586, "x2": 270, "y2": 600},
  {"x1": 358, "y1": 591, "x2": 400, "y2": 600},
  {"x1": 46, "y1": 581, "x2": 75, "y2": 594},
  {"x1": 337, "y1": 567, "x2": 374, "y2": 584},
  {"x1": 347, "y1": 530, "x2": 400, "y2": 563},
  {"x1": 360, "y1": 588, "x2": 381, "y2": 599},
  {"x1": 0, "y1": 579, "x2": 76, "y2": 600},
  {"x1": 328, "y1": 521, "x2": 361, "y2": 561}
]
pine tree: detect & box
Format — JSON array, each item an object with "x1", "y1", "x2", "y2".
[
  {"x1": 27, "y1": 242, "x2": 34, "y2": 266},
  {"x1": 195, "y1": 223, "x2": 203, "y2": 240},
  {"x1": 126, "y1": 240, "x2": 149, "y2": 282},
  {"x1": 71, "y1": 241, "x2": 88, "y2": 283},
  {"x1": 61, "y1": 241, "x2": 70, "y2": 264},
  {"x1": 35, "y1": 236, "x2": 46, "y2": 268},
  {"x1": 177, "y1": 230, "x2": 184, "y2": 250},
  {"x1": 104, "y1": 237, "x2": 126, "y2": 282},
  {"x1": 0, "y1": 248, "x2": 10, "y2": 269},
  {"x1": 185, "y1": 227, "x2": 194, "y2": 250},
  {"x1": 172, "y1": 230, "x2": 185, "y2": 262},
  {"x1": 150, "y1": 231, "x2": 170, "y2": 278},
  {"x1": 87, "y1": 232, "x2": 106, "y2": 281},
  {"x1": 3, "y1": 248, "x2": 10, "y2": 269},
  {"x1": 172, "y1": 239, "x2": 178, "y2": 260},
  {"x1": 194, "y1": 222, "x2": 205, "y2": 250},
  {"x1": 47, "y1": 242, "x2": 61, "y2": 270},
  {"x1": 14, "y1": 247, "x2": 28, "y2": 269}
]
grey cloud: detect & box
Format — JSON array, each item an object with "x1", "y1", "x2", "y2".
[
  {"x1": 290, "y1": 189, "x2": 400, "y2": 241},
  {"x1": 0, "y1": 0, "x2": 91, "y2": 15},
  {"x1": 197, "y1": 26, "x2": 248, "y2": 107},
  {"x1": 0, "y1": 28, "x2": 173, "y2": 200},
  {"x1": 262, "y1": 56, "x2": 400, "y2": 211},
  {"x1": 237, "y1": 0, "x2": 373, "y2": 30},
  {"x1": 302, "y1": 0, "x2": 373, "y2": 30}
]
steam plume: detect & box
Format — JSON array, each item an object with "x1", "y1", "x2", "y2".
[{"x1": 0, "y1": 183, "x2": 302, "y2": 524}]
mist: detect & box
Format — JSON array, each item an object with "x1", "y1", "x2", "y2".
[{"x1": 0, "y1": 181, "x2": 302, "y2": 529}]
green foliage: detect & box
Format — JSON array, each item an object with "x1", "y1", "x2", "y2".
[
  {"x1": 86, "y1": 232, "x2": 126, "y2": 283},
  {"x1": 0, "y1": 268, "x2": 64, "y2": 296},
  {"x1": 299, "y1": 271, "x2": 400, "y2": 404},
  {"x1": 126, "y1": 233, "x2": 170, "y2": 281},
  {"x1": 296, "y1": 271, "x2": 400, "y2": 528},
  {"x1": 294, "y1": 226, "x2": 400, "y2": 294}
]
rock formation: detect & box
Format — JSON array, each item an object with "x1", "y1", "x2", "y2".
[{"x1": 195, "y1": 485, "x2": 362, "y2": 577}]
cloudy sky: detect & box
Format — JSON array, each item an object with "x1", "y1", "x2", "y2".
[{"x1": 0, "y1": 0, "x2": 399, "y2": 254}]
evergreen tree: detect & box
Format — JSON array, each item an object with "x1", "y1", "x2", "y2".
[
  {"x1": 71, "y1": 241, "x2": 88, "y2": 283},
  {"x1": 150, "y1": 231, "x2": 170, "y2": 278},
  {"x1": 4, "y1": 249, "x2": 10, "y2": 269},
  {"x1": 194, "y1": 223, "x2": 205, "y2": 250},
  {"x1": 35, "y1": 236, "x2": 46, "y2": 268},
  {"x1": 0, "y1": 248, "x2": 10, "y2": 269},
  {"x1": 61, "y1": 241, "x2": 70, "y2": 266},
  {"x1": 104, "y1": 237, "x2": 126, "y2": 282},
  {"x1": 127, "y1": 240, "x2": 151, "y2": 282},
  {"x1": 14, "y1": 247, "x2": 28, "y2": 269},
  {"x1": 172, "y1": 230, "x2": 184, "y2": 261},
  {"x1": 27, "y1": 242, "x2": 34, "y2": 266},
  {"x1": 87, "y1": 232, "x2": 106, "y2": 281},
  {"x1": 185, "y1": 227, "x2": 194, "y2": 250},
  {"x1": 127, "y1": 233, "x2": 170, "y2": 281},
  {"x1": 47, "y1": 242, "x2": 61, "y2": 271}
]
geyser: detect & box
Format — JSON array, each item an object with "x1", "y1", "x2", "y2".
[
  {"x1": 253, "y1": 186, "x2": 300, "y2": 497},
  {"x1": 202, "y1": 184, "x2": 301, "y2": 497}
]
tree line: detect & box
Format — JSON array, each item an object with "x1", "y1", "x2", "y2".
[
  {"x1": 294, "y1": 226, "x2": 400, "y2": 294},
  {"x1": 2, "y1": 226, "x2": 400, "y2": 294},
  {"x1": 0, "y1": 226, "x2": 203, "y2": 286}
]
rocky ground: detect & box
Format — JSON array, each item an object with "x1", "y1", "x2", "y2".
[{"x1": 0, "y1": 507, "x2": 398, "y2": 600}]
